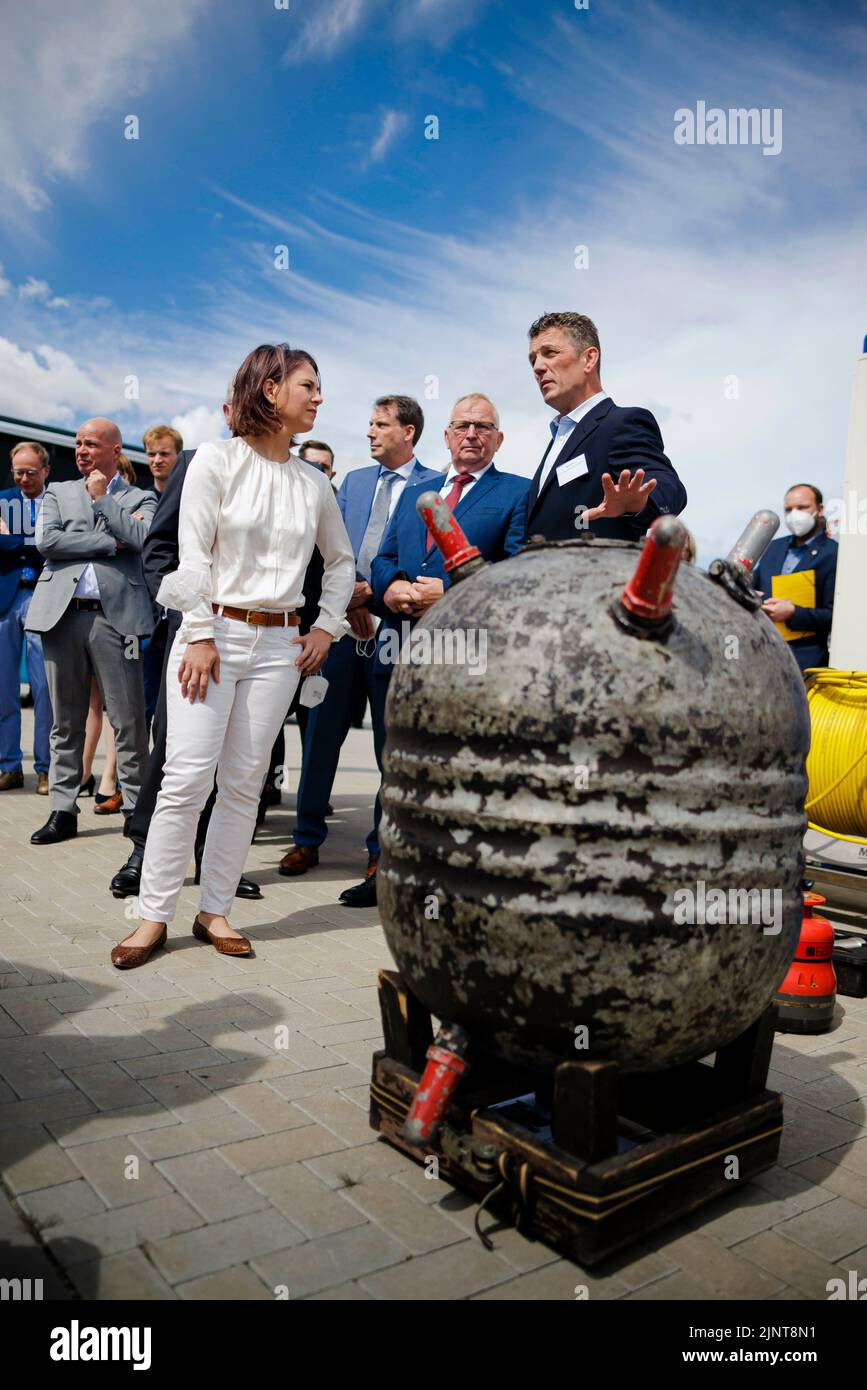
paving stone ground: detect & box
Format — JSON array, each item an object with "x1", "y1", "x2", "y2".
[{"x1": 1, "y1": 709, "x2": 866, "y2": 1301}]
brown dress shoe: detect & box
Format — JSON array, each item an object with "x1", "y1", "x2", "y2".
[
  {"x1": 364, "y1": 854, "x2": 379, "y2": 879},
  {"x1": 192, "y1": 916, "x2": 252, "y2": 956},
  {"x1": 0, "y1": 770, "x2": 24, "y2": 791},
  {"x1": 111, "y1": 924, "x2": 167, "y2": 970},
  {"x1": 278, "y1": 845, "x2": 319, "y2": 877},
  {"x1": 94, "y1": 790, "x2": 124, "y2": 815},
  {"x1": 36, "y1": 773, "x2": 49, "y2": 795}
]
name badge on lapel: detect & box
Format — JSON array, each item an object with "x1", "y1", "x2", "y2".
[{"x1": 557, "y1": 454, "x2": 589, "y2": 487}]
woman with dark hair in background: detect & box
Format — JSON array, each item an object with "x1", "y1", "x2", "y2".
[{"x1": 110, "y1": 343, "x2": 355, "y2": 967}]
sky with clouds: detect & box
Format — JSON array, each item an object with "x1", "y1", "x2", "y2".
[{"x1": 0, "y1": 0, "x2": 865, "y2": 561}]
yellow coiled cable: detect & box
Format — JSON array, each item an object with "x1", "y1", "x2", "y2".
[{"x1": 804, "y1": 669, "x2": 867, "y2": 842}]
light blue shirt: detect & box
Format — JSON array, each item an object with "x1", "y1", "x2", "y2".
[
  {"x1": 540, "y1": 390, "x2": 609, "y2": 490},
  {"x1": 23, "y1": 490, "x2": 45, "y2": 546},
  {"x1": 74, "y1": 473, "x2": 122, "y2": 601}
]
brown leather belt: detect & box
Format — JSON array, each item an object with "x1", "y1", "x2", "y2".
[{"x1": 212, "y1": 603, "x2": 300, "y2": 627}]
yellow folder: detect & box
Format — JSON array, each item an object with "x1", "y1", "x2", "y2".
[{"x1": 771, "y1": 569, "x2": 816, "y2": 642}]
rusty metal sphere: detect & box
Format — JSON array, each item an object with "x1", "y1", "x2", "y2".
[{"x1": 378, "y1": 536, "x2": 810, "y2": 1073}]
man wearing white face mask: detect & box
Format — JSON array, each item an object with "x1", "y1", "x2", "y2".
[{"x1": 755, "y1": 483, "x2": 838, "y2": 675}]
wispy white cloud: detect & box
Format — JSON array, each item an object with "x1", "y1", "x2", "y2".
[
  {"x1": 282, "y1": 0, "x2": 490, "y2": 65},
  {"x1": 368, "y1": 109, "x2": 408, "y2": 165},
  {"x1": 0, "y1": 0, "x2": 207, "y2": 230},
  {"x1": 282, "y1": 0, "x2": 369, "y2": 64},
  {"x1": 170, "y1": 405, "x2": 227, "y2": 450},
  {"x1": 17, "y1": 277, "x2": 68, "y2": 308}
]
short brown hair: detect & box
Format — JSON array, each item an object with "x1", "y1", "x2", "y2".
[
  {"x1": 528, "y1": 312, "x2": 601, "y2": 373},
  {"x1": 786, "y1": 483, "x2": 823, "y2": 509},
  {"x1": 11, "y1": 440, "x2": 49, "y2": 468},
  {"x1": 116, "y1": 453, "x2": 138, "y2": 485},
  {"x1": 142, "y1": 425, "x2": 183, "y2": 453},
  {"x1": 374, "y1": 395, "x2": 424, "y2": 446},
  {"x1": 231, "y1": 343, "x2": 320, "y2": 439},
  {"x1": 299, "y1": 439, "x2": 334, "y2": 464}
]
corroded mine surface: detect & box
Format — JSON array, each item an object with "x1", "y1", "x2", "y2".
[{"x1": 379, "y1": 537, "x2": 810, "y2": 1073}]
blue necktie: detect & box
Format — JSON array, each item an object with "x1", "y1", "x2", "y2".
[{"x1": 357, "y1": 471, "x2": 400, "y2": 581}]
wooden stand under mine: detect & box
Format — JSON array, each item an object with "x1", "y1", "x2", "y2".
[{"x1": 369, "y1": 969, "x2": 783, "y2": 1267}]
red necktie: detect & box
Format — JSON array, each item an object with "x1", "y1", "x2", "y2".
[{"x1": 426, "y1": 472, "x2": 473, "y2": 552}]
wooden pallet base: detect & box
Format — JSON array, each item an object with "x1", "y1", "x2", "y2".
[{"x1": 369, "y1": 971, "x2": 783, "y2": 1267}]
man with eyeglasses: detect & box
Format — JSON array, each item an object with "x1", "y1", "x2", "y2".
[
  {"x1": 277, "y1": 395, "x2": 439, "y2": 893},
  {"x1": 334, "y1": 393, "x2": 529, "y2": 907},
  {"x1": 0, "y1": 442, "x2": 54, "y2": 793}
]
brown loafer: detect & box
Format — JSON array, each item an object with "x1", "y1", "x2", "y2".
[
  {"x1": 36, "y1": 773, "x2": 49, "y2": 795},
  {"x1": 277, "y1": 844, "x2": 319, "y2": 877},
  {"x1": 192, "y1": 916, "x2": 252, "y2": 956},
  {"x1": 111, "y1": 924, "x2": 167, "y2": 970}
]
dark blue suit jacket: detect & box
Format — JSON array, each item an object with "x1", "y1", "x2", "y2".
[
  {"x1": 754, "y1": 529, "x2": 838, "y2": 673},
  {"x1": 371, "y1": 465, "x2": 530, "y2": 660},
  {"x1": 526, "y1": 397, "x2": 687, "y2": 542},
  {"x1": 336, "y1": 458, "x2": 440, "y2": 575},
  {"x1": 0, "y1": 486, "x2": 45, "y2": 617}
]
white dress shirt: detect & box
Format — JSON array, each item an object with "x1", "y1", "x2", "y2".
[
  {"x1": 539, "y1": 391, "x2": 609, "y2": 490},
  {"x1": 157, "y1": 438, "x2": 356, "y2": 644},
  {"x1": 74, "y1": 473, "x2": 122, "y2": 600},
  {"x1": 439, "y1": 460, "x2": 494, "y2": 493}
]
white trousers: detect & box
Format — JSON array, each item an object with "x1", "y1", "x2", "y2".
[{"x1": 138, "y1": 616, "x2": 301, "y2": 922}]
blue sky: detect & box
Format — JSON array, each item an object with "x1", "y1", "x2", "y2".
[{"x1": 1, "y1": 0, "x2": 866, "y2": 561}]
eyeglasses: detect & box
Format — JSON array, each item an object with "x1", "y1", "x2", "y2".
[
  {"x1": 448, "y1": 421, "x2": 497, "y2": 435},
  {"x1": 12, "y1": 469, "x2": 44, "y2": 479}
]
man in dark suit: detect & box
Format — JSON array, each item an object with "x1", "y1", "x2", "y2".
[
  {"x1": 0, "y1": 442, "x2": 53, "y2": 794},
  {"x1": 141, "y1": 424, "x2": 184, "y2": 731},
  {"x1": 108, "y1": 445, "x2": 261, "y2": 899},
  {"x1": 525, "y1": 312, "x2": 687, "y2": 541},
  {"x1": 755, "y1": 483, "x2": 838, "y2": 675},
  {"x1": 339, "y1": 392, "x2": 529, "y2": 908}
]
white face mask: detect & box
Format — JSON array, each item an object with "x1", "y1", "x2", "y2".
[{"x1": 785, "y1": 508, "x2": 816, "y2": 538}]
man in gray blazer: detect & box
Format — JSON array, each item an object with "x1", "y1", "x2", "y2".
[{"x1": 26, "y1": 417, "x2": 157, "y2": 844}]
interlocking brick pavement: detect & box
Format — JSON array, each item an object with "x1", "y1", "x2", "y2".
[{"x1": 1, "y1": 712, "x2": 866, "y2": 1301}]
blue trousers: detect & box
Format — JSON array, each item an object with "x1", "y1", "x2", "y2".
[
  {"x1": 0, "y1": 588, "x2": 52, "y2": 774},
  {"x1": 293, "y1": 632, "x2": 388, "y2": 858}
]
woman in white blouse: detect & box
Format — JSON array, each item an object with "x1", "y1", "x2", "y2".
[{"x1": 110, "y1": 343, "x2": 355, "y2": 968}]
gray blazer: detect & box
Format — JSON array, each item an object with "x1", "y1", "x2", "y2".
[{"x1": 25, "y1": 478, "x2": 158, "y2": 636}]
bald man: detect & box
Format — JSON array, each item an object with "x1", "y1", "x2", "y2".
[{"x1": 26, "y1": 418, "x2": 158, "y2": 844}]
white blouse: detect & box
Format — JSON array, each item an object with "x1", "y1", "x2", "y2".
[{"x1": 156, "y1": 437, "x2": 356, "y2": 644}]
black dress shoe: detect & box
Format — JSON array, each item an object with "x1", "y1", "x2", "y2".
[
  {"x1": 31, "y1": 810, "x2": 77, "y2": 845},
  {"x1": 193, "y1": 864, "x2": 263, "y2": 899},
  {"x1": 235, "y1": 875, "x2": 263, "y2": 900},
  {"x1": 110, "y1": 844, "x2": 144, "y2": 898},
  {"x1": 339, "y1": 872, "x2": 378, "y2": 908}
]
